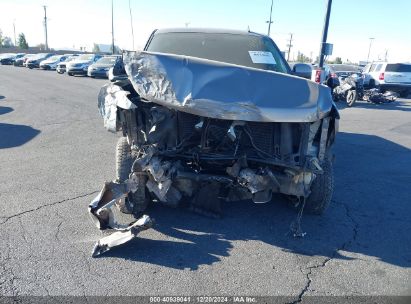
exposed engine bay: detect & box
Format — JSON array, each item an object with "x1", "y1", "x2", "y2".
[{"x1": 89, "y1": 51, "x2": 339, "y2": 256}]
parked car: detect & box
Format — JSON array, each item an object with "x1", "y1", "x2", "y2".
[
  {"x1": 0, "y1": 53, "x2": 12, "y2": 64},
  {"x1": 14, "y1": 54, "x2": 35, "y2": 67},
  {"x1": 56, "y1": 55, "x2": 79, "y2": 74},
  {"x1": 39, "y1": 55, "x2": 69, "y2": 70},
  {"x1": 87, "y1": 55, "x2": 120, "y2": 78},
  {"x1": 108, "y1": 56, "x2": 127, "y2": 82},
  {"x1": 363, "y1": 62, "x2": 411, "y2": 97},
  {"x1": 311, "y1": 64, "x2": 340, "y2": 89},
  {"x1": 0, "y1": 53, "x2": 25, "y2": 65},
  {"x1": 26, "y1": 53, "x2": 55, "y2": 69},
  {"x1": 327, "y1": 64, "x2": 362, "y2": 80},
  {"x1": 91, "y1": 28, "x2": 340, "y2": 256},
  {"x1": 66, "y1": 53, "x2": 103, "y2": 76}
]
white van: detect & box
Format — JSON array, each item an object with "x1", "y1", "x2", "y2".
[{"x1": 363, "y1": 62, "x2": 411, "y2": 97}]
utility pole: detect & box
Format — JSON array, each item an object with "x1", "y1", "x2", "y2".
[
  {"x1": 128, "y1": 0, "x2": 135, "y2": 50},
  {"x1": 366, "y1": 37, "x2": 375, "y2": 63},
  {"x1": 43, "y1": 5, "x2": 48, "y2": 50},
  {"x1": 318, "y1": 0, "x2": 332, "y2": 68},
  {"x1": 286, "y1": 33, "x2": 293, "y2": 61},
  {"x1": 384, "y1": 49, "x2": 388, "y2": 61},
  {"x1": 266, "y1": 0, "x2": 274, "y2": 36},
  {"x1": 13, "y1": 20, "x2": 16, "y2": 46},
  {"x1": 111, "y1": 0, "x2": 115, "y2": 54}
]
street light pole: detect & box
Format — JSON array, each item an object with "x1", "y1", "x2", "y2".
[
  {"x1": 286, "y1": 33, "x2": 293, "y2": 61},
  {"x1": 111, "y1": 0, "x2": 115, "y2": 54},
  {"x1": 318, "y1": 0, "x2": 332, "y2": 68},
  {"x1": 13, "y1": 20, "x2": 16, "y2": 46},
  {"x1": 266, "y1": 0, "x2": 274, "y2": 36},
  {"x1": 128, "y1": 0, "x2": 135, "y2": 50},
  {"x1": 367, "y1": 38, "x2": 375, "y2": 63},
  {"x1": 43, "y1": 6, "x2": 48, "y2": 50}
]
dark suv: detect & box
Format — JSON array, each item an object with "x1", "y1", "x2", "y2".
[{"x1": 90, "y1": 28, "x2": 339, "y2": 256}]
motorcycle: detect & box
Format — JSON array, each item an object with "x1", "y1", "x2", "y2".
[
  {"x1": 332, "y1": 73, "x2": 364, "y2": 107},
  {"x1": 363, "y1": 89, "x2": 399, "y2": 104},
  {"x1": 332, "y1": 74, "x2": 398, "y2": 107}
]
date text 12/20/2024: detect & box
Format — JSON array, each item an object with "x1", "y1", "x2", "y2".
[{"x1": 149, "y1": 297, "x2": 257, "y2": 303}]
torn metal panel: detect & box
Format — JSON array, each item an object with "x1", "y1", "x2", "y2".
[
  {"x1": 123, "y1": 51, "x2": 335, "y2": 123},
  {"x1": 88, "y1": 175, "x2": 154, "y2": 257},
  {"x1": 92, "y1": 215, "x2": 154, "y2": 257},
  {"x1": 89, "y1": 182, "x2": 129, "y2": 230},
  {"x1": 98, "y1": 83, "x2": 137, "y2": 132}
]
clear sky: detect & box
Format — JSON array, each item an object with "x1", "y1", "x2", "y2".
[{"x1": 1, "y1": 0, "x2": 410, "y2": 63}]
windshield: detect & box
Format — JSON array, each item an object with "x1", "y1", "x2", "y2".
[
  {"x1": 65, "y1": 56, "x2": 78, "y2": 62},
  {"x1": 77, "y1": 54, "x2": 94, "y2": 61},
  {"x1": 47, "y1": 55, "x2": 62, "y2": 61},
  {"x1": 33, "y1": 53, "x2": 48, "y2": 59},
  {"x1": 95, "y1": 57, "x2": 117, "y2": 65},
  {"x1": 147, "y1": 32, "x2": 289, "y2": 73}
]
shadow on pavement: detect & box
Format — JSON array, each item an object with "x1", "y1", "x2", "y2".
[
  {"x1": 0, "y1": 106, "x2": 13, "y2": 115},
  {"x1": 101, "y1": 132, "x2": 411, "y2": 270},
  {"x1": 0, "y1": 123, "x2": 40, "y2": 149},
  {"x1": 0, "y1": 95, "x2": 13, "y2": 115}
]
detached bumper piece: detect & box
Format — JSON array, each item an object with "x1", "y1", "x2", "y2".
[{"x1": 88, "y1": 178, "x2": 154, "y2": 257}]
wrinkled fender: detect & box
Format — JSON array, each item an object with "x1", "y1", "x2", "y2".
[
  {"x1": 98, "y1": 83, "x2": 137, "y2": 132},
  {"x1": 327, "y1": 102, "x2": 340, "y2": 147}
]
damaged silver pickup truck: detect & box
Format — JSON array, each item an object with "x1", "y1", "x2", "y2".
[{"x1": 89, "y1": 28, "x2": 339, "y2": 257}]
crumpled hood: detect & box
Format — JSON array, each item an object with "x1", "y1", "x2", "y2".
[{"x1": 123, "y1": 51, "x2": 335, "y2": 123}]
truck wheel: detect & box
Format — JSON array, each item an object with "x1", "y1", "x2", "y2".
[
  {"x1": 346, "y1": 90, "x2": 357, "y2": 107},
  {"x1": 115, "y1": 137, "x2": 149, "y2": 216},
  {"x1": 304, "y1": 156, "x2": 334, "y2": 215}
]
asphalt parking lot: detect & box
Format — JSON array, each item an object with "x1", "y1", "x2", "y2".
[{"x1": 0, "y1": 65, "x2": 410, "y2": 301}]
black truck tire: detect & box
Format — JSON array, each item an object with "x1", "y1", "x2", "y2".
[
  {"x1": 346, "y1": 90, "x2": 357, "y2": 107},
  {"x1": 115, "y1": 137, "x2": 149, "y2": 216},
  {"x1": 304, "y1": 157, "x2": 334, "y2": 215}
]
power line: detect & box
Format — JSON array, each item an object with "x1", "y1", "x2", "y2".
[
  {"x1": 43, "y1": 5, "x2": 48, "y2": 50},
  {"x1": 286, "y1": 33, "x2": 293, "y2": 61}
]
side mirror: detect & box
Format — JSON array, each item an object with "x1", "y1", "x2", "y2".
[{"x1": 292, "y1": 63, "x2": 312, "y2": 80}]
